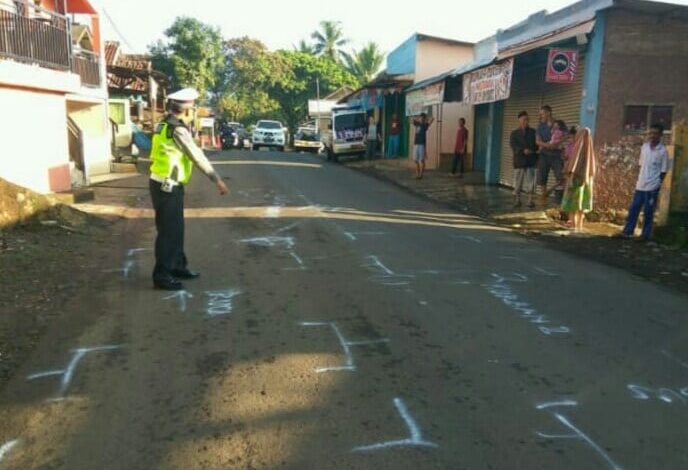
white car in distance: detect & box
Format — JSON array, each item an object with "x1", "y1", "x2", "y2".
[{"x1": 252, "y1": 120, "x2": 286, "y2": 152}]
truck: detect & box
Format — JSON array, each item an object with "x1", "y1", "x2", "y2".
[{"x1": 322, "y1": 106, "x2": 367, "y2": 162}]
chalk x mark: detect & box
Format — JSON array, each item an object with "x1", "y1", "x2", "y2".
[
  {"x1": 300, "y1": 321, "x2": 389, "y2": 373},
  {"x1": 352, "y1": 398, "x2": 439, "y2": 452},
  {"x1": 162, "y1": 290, "x2": 193, "y2": 312},
  {"x1": 27, "y1": 346, "x2": 122, "y2": 399},
  {"x1": 0, "y1": 440, "x2": 19, "y2": 463},
  {"x1": 536, "y1": 401, "x2": 626, "y2": 470}
]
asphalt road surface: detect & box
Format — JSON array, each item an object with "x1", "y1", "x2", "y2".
[{"x1": 1, "y1": 149, "x2": 687, "y2": 469}]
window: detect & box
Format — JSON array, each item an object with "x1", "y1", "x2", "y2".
[
  {"x1": 623, "y1": 105, "x2": 673, "y2": 133},
  {"x1": 108, "y1": 102, "x2": 126, "y2": 125}
]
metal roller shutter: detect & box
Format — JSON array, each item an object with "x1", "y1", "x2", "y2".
[
  {"x1": 499, "y1": 64, "x2": 545, "y2": 187},
  {"x1": 499, "y1": 54, "x2": 586, "y2": 187}
]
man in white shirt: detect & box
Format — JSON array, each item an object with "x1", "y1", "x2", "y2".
[{"x1": 619, "y1": 124, "x2": 671, "y2": 241}]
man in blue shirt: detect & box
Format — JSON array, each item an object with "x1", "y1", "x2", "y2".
[{"x1": 535, "y1": 105, "x2": 564, "y2": 204}]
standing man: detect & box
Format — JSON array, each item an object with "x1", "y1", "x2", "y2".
[
  {"x1": 618, "y1": 124, "x2": 670, "y2": 241},
  {"x1": 364, "y1": 115, "x2": 381, "y2": 161},
  {"x1": 412, "y1": 112, "x2": 434, "y2": 179},
  {"x1": 450, "y1": 118, "x2": 469, "y2": 177},
  {"x1": 387, "y1": 113, "x2": 401, "y2": 158},
  {"x1": 535, "y1": 105, "x2": 565, "y2": 204},
  {"x1": 510, "y1": 111, "x2": 538, "y2": 208},
  {"x1": 149, "y1": 88, "x2": 229, "y2": 291}
]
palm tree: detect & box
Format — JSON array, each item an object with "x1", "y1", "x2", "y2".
[
  {"x1": 311, "y1": 20, "x2": 349, "y2": 63},
  {"x1": 344, "y1": 42, "x2": 385, "y2": 85},
  {"x1": 294, "y1": 39, "x2": 316, "y2": 55}
]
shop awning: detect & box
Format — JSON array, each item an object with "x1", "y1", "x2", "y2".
[{"x1": 497, "y1": 20, "x2": 595, "y2": 60}]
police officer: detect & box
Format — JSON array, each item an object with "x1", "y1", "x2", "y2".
[{"x1": 149, "y1": 87, "x2": 228, "y2": 291}]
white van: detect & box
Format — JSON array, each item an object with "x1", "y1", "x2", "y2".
[{"x1": 323, "y1": 107, "x2": 367, "y2": 162}]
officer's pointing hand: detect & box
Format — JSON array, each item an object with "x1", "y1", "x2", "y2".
[{"x1": 216, "y1": 179, "x2": 229, "y2": 195}]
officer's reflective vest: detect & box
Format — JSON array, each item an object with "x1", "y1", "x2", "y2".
[{"x1": 150, "y1": 122, "x2": 193, "y2": 184}]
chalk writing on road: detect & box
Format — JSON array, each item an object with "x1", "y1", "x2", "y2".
[
  {"x1": 205, "y1": 289, "x2": 243, "y2": 316},
  {"x1": 352, "y1": 397, "x2": 438, "y2": 452},
  {"x1": 283, "y1": 251, "x2": 306, "y2": 271},
  {"x1": 0, "y1": 440, "x2": 19, "y2": 464},
  {"x1": 27, "y1": 345, "x2": 123, "y2": 400},
  {"x1": 485, "y1": 273, "x2": 571, "y2": 337},
  {"x1": 162, "y1": 290, "x2": 193, "y2": 313},
  {"x1": 300, "y1": 321, "x2": 389, "y2": 373},
  {"x1": 536, "y1": 401, "x2": 626, "y2": 470},
  {"x1": 343, "y1": 231, "x2": 387, "y2": 241},
  {"x1": 627, "y1": 384, "x2": 688, "y2": 405},
  {"x1": 240, "y1": 236, "x2": 295, "y2": 249}
]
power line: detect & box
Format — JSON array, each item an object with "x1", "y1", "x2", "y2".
[{"x1": 101, "y1": 6, "x2": 136, "y2": 52}]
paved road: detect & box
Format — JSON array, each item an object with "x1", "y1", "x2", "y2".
[{"x1": 1, "y1": 150, "x2": 687, "y2": 469}]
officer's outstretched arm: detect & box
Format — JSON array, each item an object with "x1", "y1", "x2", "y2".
[{"x1": 173, "y1": 127, "x2": 228, "y2": 195}]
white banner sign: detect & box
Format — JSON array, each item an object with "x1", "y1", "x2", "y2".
[
  {"x1": 463, "y1": 58, "x2": 514, "y2": 105},
  {"x1": 405, "y1": 82, "x2": 445, "y2": 116}
]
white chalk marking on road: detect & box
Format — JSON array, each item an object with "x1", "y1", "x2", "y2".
[
  {"x1": 627, "y1": 384, "x2": 688, "y2": 404},
  {"x1": 661, "y1": 349, "x2": 688, "y2": 372},
  {"x1": 275, "y1": 221, "x2": 303, "y2": 234},
  {"x1": 536, "y1": 403, "x2": 626, "y2": 470},
  {"x1": 534, "y1": 266, "x2": 559, "y2": 277},
  {"x1": 126, "y1": 248, "x2": 147, "y2": 257},
  {"x1": 486, "y1": 274, "x2": 570, "y2": 337},
  {"x1": 162, "y1": 290, "x2": 193, "y2": 313},
  {"x1": 0, "y1": 440, "x2": 19, "y2": 463},
  {"x1": 240, "y1": 236, "x2": 295, "y2": 249},
  {"x1": 344, "y1": 231, "x2": 387, "y2": 241},
  {"x1": 103, "y1": 259, "x2": 135, "y2": 279},
  {"x1": 205, "y1": 289, "x2": 243, "y2": 316},
  {"x1": 27, "y1": 346, "x2": 123, "y2": 399},
  {"x1": 265, "y1": 206, "x2": 281, "y2": 218},
  {"x1": 536, "y1": 400, "x2": 578, "y2": 410},
  {"x1": 365, "y1": 255, "x2": 395, "y2": 276},
  {"x1": 452, "y1": 235, "x2": 482, "y2": 244},
  {"x1": 451, "y1": 280, "x2": 472, "y2": 285},
  {"x1": 300, "y1": 321, "x2": 389, "y2": 373},
  {"x1": 419, "y1": 301, "x2": 429, "y2": 307},
  {"x1": 352, "y1": 397, "x2": 439, "y2": 452},
  {"x1": 283, "y1": 252, "x2": 307, "y2": 271}
]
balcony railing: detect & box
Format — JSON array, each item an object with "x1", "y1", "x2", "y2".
[
  {"x1": 0, "y1": 0, "x2": 70, "y2": 69},
  {"x1": 72, "y1": 49, "x2": 101, "y2": 87}
]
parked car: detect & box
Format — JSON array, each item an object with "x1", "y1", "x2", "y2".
[
  {"x1": 323, "y1": 106, "x2": 367, "y2": 161},
  {"x1": 293, "y1": 122, "x2": 324, "y2": 153},
  {"x1": 252, "y1": 120, "x2": 286, "y2": 152},
  {"x1": 220, "y1": 122, "x2": 248, "y2": 150}
]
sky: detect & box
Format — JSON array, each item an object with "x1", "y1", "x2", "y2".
[{"x1": 96, "y1": 0, "x2": 688, "y2": 56}]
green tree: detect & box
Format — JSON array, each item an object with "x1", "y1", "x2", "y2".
[
  {"x1": 268, "y1": 51, "x2": 358, "y2": 133},
  {"x1": 294, "y1": 39, "x2": 316, "y2": 55},
  {"x1": 149, "y1": 17, "x2": 224, "y2": 100},
  {"x1": 218, "y1": 37, "x2": 282, "y2": 123},
  {"x1": 344, "y1": 42, "x2": 385, "y2": 85},
  {"x1": 310, "y1": 21, "x2": 349, "y2": 63}
]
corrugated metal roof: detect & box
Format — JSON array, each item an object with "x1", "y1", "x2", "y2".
[{"x1": 104, "y1": 41, "x2": 119, "y2": 66}]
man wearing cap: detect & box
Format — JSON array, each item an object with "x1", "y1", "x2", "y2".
[{"x1": 149, "y1": 87, "x2": 228, "y2": 291}]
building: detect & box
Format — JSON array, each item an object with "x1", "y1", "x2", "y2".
[
  {"x1": 0, "y1": 0, "x2": 110, "y2": 194},
  {"x1": 341, "y1": 33, "x2": 474, "y2": 166},
  {"x1": 406, "y1": 0, "x2": 688, "y2": 216}
]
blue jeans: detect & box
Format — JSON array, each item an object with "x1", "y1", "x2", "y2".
[
  {"x1": 622, "y1": 189, "x2": 660, "y2": 240},
  {"x1": 386, "y1": 135, "x2": 400, "y2": 158}
]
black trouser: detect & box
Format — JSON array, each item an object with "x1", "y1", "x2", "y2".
[
  {"x1": 451, "y1": 152, "x2": 465, "y2": 174},
  {"x1": 150, "y1": 179, "x2": 187, "y2": 281}
]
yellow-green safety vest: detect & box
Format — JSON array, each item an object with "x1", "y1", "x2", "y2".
[{"x1": 150, "y1": 122, "x2": 194, "y2": 184}]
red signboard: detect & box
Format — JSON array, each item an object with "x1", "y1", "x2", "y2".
[{"x1": 546, "y1": 49, "x2": 578, "y2": 84}]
